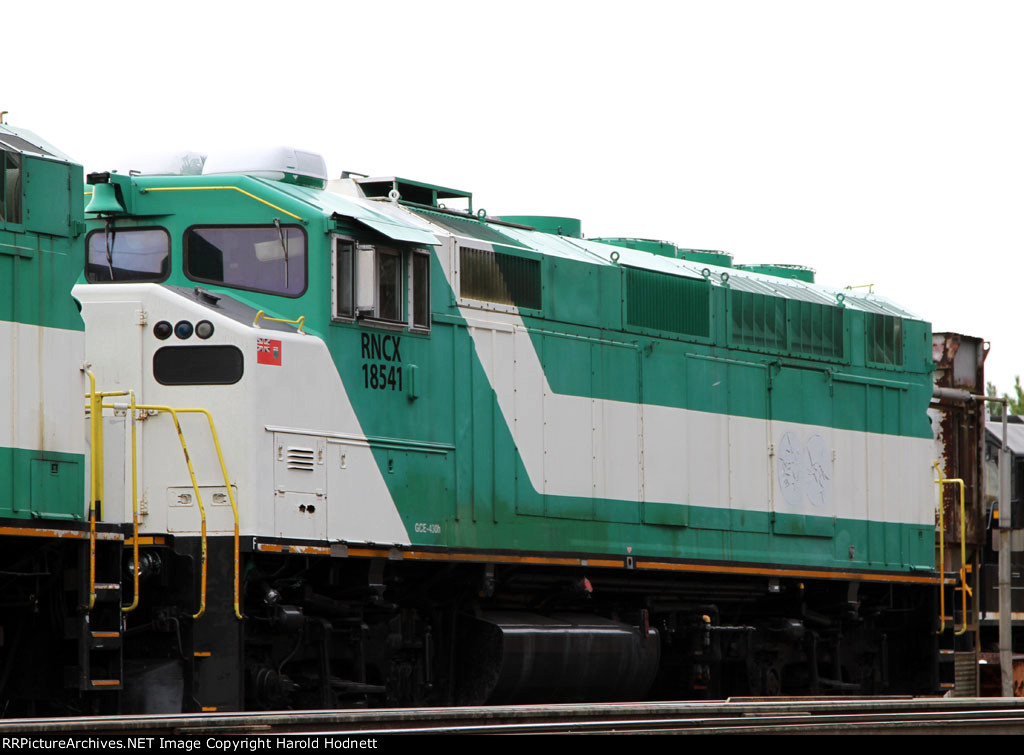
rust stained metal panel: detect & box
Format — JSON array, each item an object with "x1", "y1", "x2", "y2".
[{"x1": 931, "y1": 332, "x2": 987, "y2": 547}]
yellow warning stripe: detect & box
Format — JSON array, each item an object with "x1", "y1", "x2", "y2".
[
  {"x1": 403, "y1": 551, "x2": 589, "y2": 567},
  {"x1": 346, "y1": 547, "x2": 388, "y2": 558},
  {"x1": 636, "y1": 560, "x2": 943, "y2": 585},
  {"x1": 286, "y1": 544, "x2": 330, "y2": 555},
  {"x1": 0, "y1": 525, "x2": 122, "y2": 541},
  {"x1": 256, "y1": 542, "x2": 622, "y2": 567},
  {"x1": 252, "y1": 540, "x2": 939, "y2": 585},
  {"x1": 124, "y1": 536, "x2": 167, "y2": 546}
]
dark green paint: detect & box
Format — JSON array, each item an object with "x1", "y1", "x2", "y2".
[{"x1": 0, "y1": 448, "x2": 85, "y2": 521}]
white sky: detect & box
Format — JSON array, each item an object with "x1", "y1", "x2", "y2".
[{"x1": 7, "y1": 1, "x2": 1021, "y2": 394}]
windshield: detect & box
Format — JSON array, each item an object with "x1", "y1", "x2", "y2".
[
  {"x1": 85, "y1": 227, "x2": 170, "y2": 282},
  {"x1": 186, "y1": 225, "x2": 306, "y2": 297}
]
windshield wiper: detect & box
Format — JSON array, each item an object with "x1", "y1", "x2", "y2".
[
  {"x1": 104, "y1": 220, "x2": 115, "y2": 280},
  {"x1": 274, "y1": 218, "x2": 289, "y2": 289}
]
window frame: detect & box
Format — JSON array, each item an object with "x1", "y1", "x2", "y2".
[
  {"x1": 331, "y1": 235, "x2": 357, "y2": 322},
  {"x1": 84, "y1": 225, "x2": 172, "y2": 284},
  {"x1": 409, "y1": 249, "x2": 431, "y2": 332},
  {"x1": 332, "y1": 236, "x2": 431, "y2": 333},
  {"x1": 375, "y1": 245, "x2": 404, "y2": 323},
  {"x1": 184, "y1": 223, "x2": 309, "y2": 299}
]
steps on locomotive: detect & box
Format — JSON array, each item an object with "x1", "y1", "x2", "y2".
[
  {"x1": 936, "y1": 566, "x2": 979, "y2": 696},
  {"x1": 64, "y1": 538, "x2": 124, "y2": 691},
  {"x1": 937, "y1": 642, "x2": 980, "y2": 696},
  {"x1": 182, "y1": 536, "x2": 244, "y2": 713}
]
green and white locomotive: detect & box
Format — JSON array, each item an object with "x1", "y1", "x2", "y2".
[
  {"x1": 0, "y1": 124, "x2": 86, "y2": 522},
  {"x1": 1, "y1": 128, "x2": 949, "y2": 714}
]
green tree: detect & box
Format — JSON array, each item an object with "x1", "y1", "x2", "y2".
[
  {"x1": 989, "y1": 376, "x2": 1024, "y2": 418},
  {"x1": 1012, "y1": 376, "x2": 1024, "y2": 414}
]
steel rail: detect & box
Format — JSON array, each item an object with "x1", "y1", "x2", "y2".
[{"x1": 8, "y1": 699, "x2": 1024, "y2": 735}]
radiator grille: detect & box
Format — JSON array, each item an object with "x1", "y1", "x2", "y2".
[
  {"x1": 625, "y1": 267, "x2": 709, "y2": 338},
  {"x1": 866, "y1": 312, "x2": 904, "y2": 366},
  {"x1": 788, "y1": 299, "x2": 845, "y2": 359},
  {"x1": 460, "y1": 246, "x2": 542, "y2": 310},
  {"x1": 730, "y1": 290, "x2": 786, "y2": 349}
]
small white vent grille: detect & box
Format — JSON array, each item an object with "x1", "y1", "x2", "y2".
[{"x1": 286, "y1": 446, "x2": 316, "y2": 471}]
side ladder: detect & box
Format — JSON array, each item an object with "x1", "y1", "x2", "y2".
[
  {"x1": 935, "y1": 469, "x2": 979, "y2": 696},
  {"x1": 66, "y1": 537, "x2": 124, "y2": 693}
]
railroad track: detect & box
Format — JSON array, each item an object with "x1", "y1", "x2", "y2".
[{"x1": 5, "y1": 698, "x2": 1024, "y2": 735}]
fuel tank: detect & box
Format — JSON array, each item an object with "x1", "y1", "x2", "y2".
[{"x1": 457, "y1": 611, "x2": 660, "y2": 704}]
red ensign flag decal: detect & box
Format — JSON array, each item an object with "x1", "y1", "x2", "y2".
[{"x1": 257, "y1": 337, "x2": 282, "y2": 366}]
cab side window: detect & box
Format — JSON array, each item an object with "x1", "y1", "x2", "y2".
[
  {"x1": 185, "y1": 224, "x2": 307, "y2": 297},
  {"x1": 376, "y1": 246, "x2": 402, "y2": 322},
  {"x1": 332, "y1": 238, "x2": 430, "y2": 332},
  {"x1": 334, "y1": 239, "x2": 355, "y2": 318}
]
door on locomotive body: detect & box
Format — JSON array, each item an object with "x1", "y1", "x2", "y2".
[
  {"x1": 639, "y1": 349, "x2": 772, "y2": 537},
  {"x1": 682, "y1": 354, "x2": 772, "y2": 534},
  {"x1": 325, "y1": 234, "x2": 383, "y2": 537},
  {"x1": 271, "y1": 432, "x2": 327, "y2": 539},
  {"x1": 325, "y1": 233, "x2": 445, "y2": 546},
  {"x1": 830, "y1": 373, "x2": 909, "y2": 568},
  {"x1": 768, "y1": 366, "x2": 837, "y2": 540},
  {"x1": 80, "y1": 226, "x2": 172, "y2": 526}
]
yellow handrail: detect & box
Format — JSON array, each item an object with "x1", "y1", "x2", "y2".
[
  {"x1": 123, "y1": 392, "x2": 140, "y2": 613},
  {"x1": 90, "y1": 385, "x2": 243, "y2": 621},
  {"x1": 163, "y1": 407, "x2": 242, "y2": 621},
  {"x1": 253, "y1": 309, "x2": 305, "y2": 333},
  {"x1": 934, "y1": 461, "x2": 973, "y2": 636},
  {"x1": 114, "y1": 404, "x2": 209, "y2": 619},
  {"x1": 138, "y1": 186, "x2": 303, "y2": 222},
  {"x1": 118, "y1": 404, "x2": 242, "y2": 621},
  {"x1": 86, "y1": 372, "x2": 98, "y2": 611},
  {"x1": 84, "y1": 376, "x2": 129, "y2": 610},
  {"x1": 934, "y1": 462, "x2": 946, "y2": 634}
]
